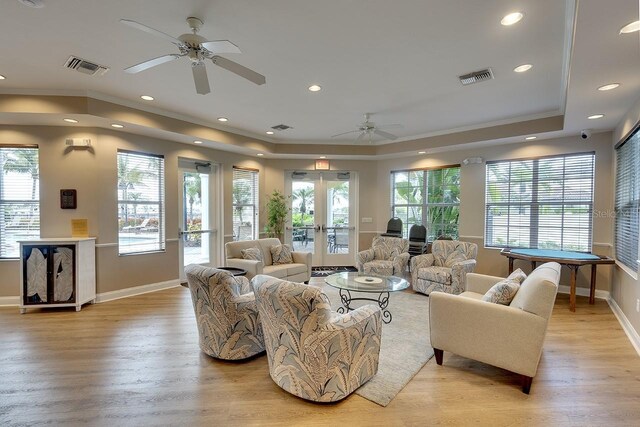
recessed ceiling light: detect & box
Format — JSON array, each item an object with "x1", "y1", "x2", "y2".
[
  {"x1": 319, "y1": 156, "x2": 326, "y2": 159},
  {"x1": 588, "y1": 114, "x2": 604, "y2": 120},
  {"x1": 193, "y1": 140, "x2": 203, "y2": 144},
  {"x1": 513, "y1": 64, "x2": 533, "y2": 73},
  {"x1": 111, "y1": 124, "x2": 124, "y2": 128},
  {"x1": 619, "y1": 20, "x2": 640, "y2": 34},
  {"x1": 0, "y1": 75, "x2": 5, "y2": 80},
  {"x1": 63, "y1": 118, "x2": 78, "y2": 123},
  {"x1": 501, "y1": 12, "x2": 524, "y2": 26},
  {"x1": 597, "y1": 83, "x2": 620, "y2": 91},
  {"x1": 257, "y1": 153, "x2": 264, "y2": 156},
  {"x1": 140, "y1": 95, "x2": 154, "y2": 101},
  {"x1": 308, "y1": 84, "x2": 322, "y2": 92},
  {"x1": 217, "y1": 117, "x2": 228, "y2": 122},
  {"x1": 418, "y1": 151, "x2": 426, "y2": 154},
  {"x1": 525, "y1": 136, "x2": 537, "y2": 140},
  {"x1": 266, "y1": 131, "x2": 274, "y2": 135}
]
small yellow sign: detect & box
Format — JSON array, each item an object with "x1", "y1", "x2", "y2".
[
  {"x1": 71, "y1": 219, "x2": 89, "y2": 238},
  {"x1": 315, "y1": 159, "x2": 330, "y2": 170}
]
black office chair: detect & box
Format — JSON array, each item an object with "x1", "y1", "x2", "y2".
[
  {"x1": 381, "y1": 217, "x2": 403, "y2": 238},
  {"x1": 408, "y1": 224, "x2": 428, "y2": 257}
]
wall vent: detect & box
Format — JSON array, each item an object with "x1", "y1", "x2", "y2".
[
  {"x1": 64, "y1": 56, "x2": 109, "y2": 76},
  {"x1": 458, "y1": 68, "x2": 494, "y2": 85},
  {"x1": 271, "y1": 124, "x2": 293, "y2": 131}
]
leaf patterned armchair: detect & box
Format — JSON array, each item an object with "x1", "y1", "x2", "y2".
[
  {"x1": 411, "y1": 240, "x2": 478, "y2": 296},
  {"x1": 185, "y1": 265, "x2": 265, "y2": 360},
  {"x1": 357, "y1": 236, "x2": 410, "y2": 276},
  {"x1": 251, "y1": 275, "x2": 382, "y2": 402}
]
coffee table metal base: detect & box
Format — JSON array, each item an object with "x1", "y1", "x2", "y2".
[{"x1": 337, "y1": 289, "x2": 393, "y2": 323}]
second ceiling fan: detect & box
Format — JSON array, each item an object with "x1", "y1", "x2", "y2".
[
  {"x1": 332, "y1": 113, "x2": 402, "y2": 142},
  {"x1": 121, "y1": 16, "x2": 266, "y2": 95}
]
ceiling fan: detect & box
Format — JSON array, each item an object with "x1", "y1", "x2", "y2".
[
  {"x1": 331, "y1": 113, "x2": 402, "y2": 142},
  {"x1": 120, "y1": 17, "x2": 266, "y2": 95}
]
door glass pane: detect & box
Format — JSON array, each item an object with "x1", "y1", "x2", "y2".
[
  {"x1": 183, "y1": 172, "x2": 210, "y2": 265},
  {"x1": 291, "y1": 180, "x2": 315, "y2": 253},
  {"x1": 326, "y1": 180, "x2": 349, "y2": 254}
]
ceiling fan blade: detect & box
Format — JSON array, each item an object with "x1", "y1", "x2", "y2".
[
  {"x1": 192, "y1": 62, "x2": 211, "y2": 95},
  {"x1": 124, "y1": 54, "x2": 182, "y2": 73},
  {"x1": 331, "y1": 130, "x2": 360, "y2": 138},
  {"x1": 373, "y1": 129, "x2": 398, "y2": 140},
  {"x1": 356, "y1": 132, "x2": 367, "y2": 141},
  {"x1": 211, "y1": 56, "x2": 266, "y2": 85},
  {"x1": 120, "y1": 19, "x2": 184, "y2": 47},
  {"x1": 201, "y1": 40, "x2": 241, "y2": 54}
]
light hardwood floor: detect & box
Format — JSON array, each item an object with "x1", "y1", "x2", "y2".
[{"x1": 1, "y1": 279, "x2": 640, "y2": 426}]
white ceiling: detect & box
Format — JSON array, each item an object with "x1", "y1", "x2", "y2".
[{"x1": 0, "y1": 0, "x2": 638, "y2": 152}]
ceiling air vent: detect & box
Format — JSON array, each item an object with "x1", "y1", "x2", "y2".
[
  {"x1": 458, "y1": 68, "x2": 494, "y2": 86},
  {"x1": 271, "y1": 124, "x2": 293, "y2": 131},
  {"x1": 64, "y1": 56, "x2": 109, "y2": 76}
]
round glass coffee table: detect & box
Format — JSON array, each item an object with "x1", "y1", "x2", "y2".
[{"x1": 325, "y1": 272, "x2": 409, "y2": 324}]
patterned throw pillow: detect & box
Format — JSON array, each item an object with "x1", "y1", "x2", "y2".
[
  {"x1": 241, "y1": 247, "x2": 263, "y2": 262},
  {"x1": 373, "y1": 246, "x2": 390, "y2": 260},
  {"x1": 270, "y1": 244, "x2": 293, "y2": 265},
  {"x1": 482, "y1": 279, "x2": 520, "y2": 305},
  {"x1": 507, "y1": 268, "x2": 527, "y2": 284}
]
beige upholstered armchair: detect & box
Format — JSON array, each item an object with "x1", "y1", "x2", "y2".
[
  {"x1": 357, "y1": 236, "x2": 410, "y2": 276},
  {"x1": 429, "y1": 262, "x2": 560, "y2": 393},
  {"x1": 184, "y1": 265, "x2": 264, "y2": 360},
  {"x1": 251, "y1": 275, "x2": 382, "y2": 402},
  {"x1": 411, "y1": 240, "x2": 478, "y2": 295}
]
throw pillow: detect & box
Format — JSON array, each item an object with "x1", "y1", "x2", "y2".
[
  {"x1": 507, "y1": 268, "x2": 527, "y2": 284},
  {"x1": 482, "y1": 279, "x2": 520, "y2": 305},
  {"x1": 373, "y1": 245, "x2": 390, "y2": 260},
  {"x1": 270, "y1": 244, "x2": 293, "y2": 265},
  {"x1": 444, "y1": 249, "x2": 467, "y2": 267},
  {"x1": 241, "y1": 247, "x2": 263, "y2": 262}
]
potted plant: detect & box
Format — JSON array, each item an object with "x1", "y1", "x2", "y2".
[{"x1": 264, "y1": 189, "x2": 290, "y2": 241}]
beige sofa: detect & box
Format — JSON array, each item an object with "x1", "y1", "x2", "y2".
[
  {"x1": 225, "y1": 238, "x2": 311, "y2": 282},
  {"x1": 429, "y1": 262, "x2": 560, "y2": 393}
]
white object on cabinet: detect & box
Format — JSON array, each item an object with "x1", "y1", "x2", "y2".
[{"x1": 19, "y1": 238, "x2": 96, "y2": 314}]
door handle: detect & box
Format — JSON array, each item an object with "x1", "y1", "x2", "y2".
[
  {"x1": 321, "y1": 224, "x2": 327, "y2": 232},
  {"x1": 315, "y1": 225, "x2": 321, "y2": 233}
]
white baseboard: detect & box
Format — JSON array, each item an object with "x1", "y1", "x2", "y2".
[
  {"x1": 607, "y1": 297, "x2": 640, "y2": 356},
  {"x1": 0, "y1": 280, "x2": 181, "y2": 307},
  {"x1": 95, "y1": 279, "x2": 181, "y2": 303},
  {"x1": 557, "y1": 285, "x2": 609, "y2": 301},
  {"x1": 0, "y1": 296, "x2": 20, "y2": 306}
]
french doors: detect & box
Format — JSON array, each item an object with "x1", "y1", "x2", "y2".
[
  {"x1": 286, "y1": 171, "x2": 357, "y2": 266},
  {"x1": 178, "y1": 159, "x2": 222, "y2": 281}
]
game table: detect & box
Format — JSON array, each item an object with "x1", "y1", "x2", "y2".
[{"x1": 500, "y1": 248, "x2": 615, "y2": 312}]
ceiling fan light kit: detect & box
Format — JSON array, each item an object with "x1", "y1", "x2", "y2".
[{"x1": 121, "y1": 17, "x2": 266, "y2": 95}]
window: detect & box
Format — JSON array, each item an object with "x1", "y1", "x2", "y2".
[
  {"x1": 117, "y1": 150, "x2": 165, "y2": 255},
  {"x1": 232, "y1": 167, "x2": 259, "y2": 241},
  {"x1": 0, "y1": 146, "x2": 39, "y2": 258},
  {"x1": 614, "y1": 126, "x2": 640, "y2": 270},
  {"x1": 485, "y1": 152, "x2": 595, "y2": 251},
  {"x1": 391, "y1": 166, "x2": 460, "y2": 240}
]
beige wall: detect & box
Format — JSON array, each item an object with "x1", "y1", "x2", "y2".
[
  {"x1": 0, "y1": 124, "x2": 620, "y2": 309},
  {"x1": 0, "y1": 125, "x2": 265, "y2": 297},
  {"x1": 611, "y1": 95, "x2": 640, "y2": 336},
  {"x1": 375, "y1": 133, "x2": 614, "y2": 290}
]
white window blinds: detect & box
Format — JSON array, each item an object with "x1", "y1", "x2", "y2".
[
  {"x1": 485, "y1": 152, "x2": 595, "y2": 251},
  {"x1": 0, "y1": 146, "x2": 39, "y2": 258},
  {"x1": 614, "y1": 127, "x2": 640, "y2": 270},
  {"x1": 117, "y1": 150, "x2": 165, "y2": 255},
  {"x1": 232, "y1": 168, "x2": 259, "y2": 241}
]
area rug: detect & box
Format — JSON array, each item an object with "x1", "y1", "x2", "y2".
[
  {"x1": 311, "y1": 266, "x2": 358, "y2": 277},
  {"x1": 321, "y1": 284, "x2": 433, "y2": 406}
]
